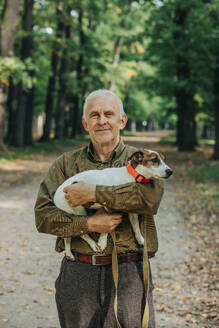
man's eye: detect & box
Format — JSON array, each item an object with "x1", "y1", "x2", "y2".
[
  {"x1": 151, "y1": 158, "x2": 159, "y2": 163},
  {"x1": 90, "y1": 113, "x2": 98, "y2": 118}
]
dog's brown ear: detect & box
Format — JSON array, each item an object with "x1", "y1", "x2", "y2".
[
  {"x1": 130, "y1": 151, "x2": 144, "y2": 164},
  {"x1": 159, "y1": 152, "x2": 166, "y2": 161}
]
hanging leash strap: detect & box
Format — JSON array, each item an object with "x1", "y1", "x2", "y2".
[
  {"x1": 111, "y1": 224, "x2": 150, "y2": 328},
  {"x1": 111, "y1": 231, "x2": 122, "y2": 328},
  {"x1": 142, "y1": 217, "x2": 150, "y2": 328},
  {"x1": 103, "y1": 204, "x2": 121, "y2": 328}
]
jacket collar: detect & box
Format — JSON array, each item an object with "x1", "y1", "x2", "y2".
[{"x1": 87, "y1": 138, "x2": 126, "y2": 163}]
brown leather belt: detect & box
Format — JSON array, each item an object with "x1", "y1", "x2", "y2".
[{"x1": 69, "y1": 251, "x2": 155, "y2": 266}]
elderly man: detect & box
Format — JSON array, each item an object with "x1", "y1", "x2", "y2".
[{"x1": 34, "y1": 89, "x2": 163, "y2": 328}]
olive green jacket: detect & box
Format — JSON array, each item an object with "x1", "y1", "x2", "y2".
[{"x1": 34, "y1": 140, "x2": 163, "y2": 255}]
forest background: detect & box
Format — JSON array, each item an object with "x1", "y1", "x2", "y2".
[
  {"x1": 0, "y1": 0, "x2": 218, "y2": 158},
  {"x1": 0, "y1": 1, "x2": 218, "y2": 327}
]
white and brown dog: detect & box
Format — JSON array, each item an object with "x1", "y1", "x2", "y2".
[{"x1": 54, "y1": 149, "x2": 173, "y2": 259}]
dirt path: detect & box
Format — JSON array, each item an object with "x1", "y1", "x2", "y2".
[{"x1": 0, "y1": 140, "x2": 214, "y2": 328}]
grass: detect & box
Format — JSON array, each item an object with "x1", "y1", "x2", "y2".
[
  {"x1": 160, "y1": 137, "x2": 215, "y2": 147},
  {"x1": 188, "y1": 164, "x2": 219, "y2": 183},
  {"x1": 159, "y1": 137, "x2": 176, "y2": 145},
  {"x1": 188, "y1": 163, "x2": 219, "y2": 214},
  {"x1": 121, "y1": 130, "x2": 136, "y2": 136},
  {"x1": 0, "y1": 136, "x2": 90, "y2": 166}
]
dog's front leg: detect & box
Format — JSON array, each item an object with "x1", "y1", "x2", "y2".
[
  {"x1": 81, "y1": 234, "x2": 102, "y2": 252},
  {"x1": 129, "y1": 213, "x2": 144, "y2": 246},
  {"x1": 97, "y1": 233, "x2": 108, "y2": 251},
  {"x1": 64, "y1": 237, "x2": 75, "y2": 260}
]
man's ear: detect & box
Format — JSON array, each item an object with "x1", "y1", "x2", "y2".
[
  {"x1": 129, "y1": 151, "x2": 144, "y2": 164},
  {"x1": 119, "y1": 114, "x2": 128, "y2": 131},
  {"x1": 82, "y1": 117, "x2": 89, "y2": 132}
]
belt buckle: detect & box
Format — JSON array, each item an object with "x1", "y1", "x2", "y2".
[{"x1": 92, "y1": 253, "x2": 106, "y2": 266}]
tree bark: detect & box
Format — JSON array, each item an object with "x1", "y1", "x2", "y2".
[
  {"x1": 70, "y1": 8, "x2": 84, "y2": 138},
  {"x1": 109, "y1": 5, "x2": 131, "y2": 91},
  {"x1": 14, "y1": 0, "x2": 34, "y2": 146},
  {"x1": 55, "y1": 21, "x2": 71, "y2": 139},
  {"x1": 0, "y1": 0, "x2": 20, "y2": 150},
  {"x1": 41, "y1": 0, "x2": 63, "y2": 141},
  {"x1": 213, "y1": 64, "x2": 219, "y2": 159},
  {"x1": 6, "y1": 80, "x2": 17, "y2": 144},
  {"x1": 173, "y1": 5, "x2": 196, "y2": 151},
  {"x1": 110, "y1": 36, "x2": 123, "y2": 91}
]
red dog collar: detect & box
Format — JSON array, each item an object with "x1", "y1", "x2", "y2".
[{"x1": 126, "y1": 163, "x2": 150, "y2": 184}]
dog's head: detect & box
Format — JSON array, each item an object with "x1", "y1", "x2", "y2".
[{"x1": 129, "y1": 149, "x2": 173, "y2": 180}]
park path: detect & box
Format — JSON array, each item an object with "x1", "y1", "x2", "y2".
[{"x1": 0, "y1": 138, "x2": 212, "y2": 328}]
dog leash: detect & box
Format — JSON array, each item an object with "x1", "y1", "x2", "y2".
[
  {"x1": 111, "y1": 231, "x2": 122, "y2": 328},
  {"x1": 110, "y1": 224, "x2": 149, "y2": 328},
  {"x1": 142, "y1": 216, "x2": 150, "y2": 328}
]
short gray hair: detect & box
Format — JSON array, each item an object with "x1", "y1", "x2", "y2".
[{"x1": 83, "y1": 89, "x2": 125, "y2": 120}]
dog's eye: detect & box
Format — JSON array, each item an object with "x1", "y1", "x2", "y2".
[{"x1": 151, "y1": 158, "x2": 159, "y2": 163}]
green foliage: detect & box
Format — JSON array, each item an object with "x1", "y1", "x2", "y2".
[
  {"x1": 160, "y1": 137, "x2": 215, "y2": 147},
  {"x1": 188, "y1": 164, "x2": 219, "y2": 183},
  {"x1": 147, "y1": 0, "x2": 216, "y2": 126},
  {"x1": 188, "y1": 163, "x2": 219, "y2": 210},
  {"x1": 0, "y1": 0, "x2": 217, "y2": 147},
  {"x1": 0, "y1": 56, "x2": 37, "y2": 89}
]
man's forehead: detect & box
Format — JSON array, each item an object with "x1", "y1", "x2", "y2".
[{"x1": 86, "y1": 95, "x2": 120, "y2": 111}]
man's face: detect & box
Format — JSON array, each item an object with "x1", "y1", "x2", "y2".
[{"x1": 82, "y1": 95, "x2": 127, "y2": 147}]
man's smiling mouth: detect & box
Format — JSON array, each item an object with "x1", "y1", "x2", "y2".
[{"x1": 95, "y1": 129, "x2": 111, "y2": 132}]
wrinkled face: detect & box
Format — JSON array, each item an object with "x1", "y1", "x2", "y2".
[
  {"x1": 82, "y1": 95, "x2": 127, "y2": 146},
  {"x1": 131, "y1": 149, "x2": 173, "y2": 179}
]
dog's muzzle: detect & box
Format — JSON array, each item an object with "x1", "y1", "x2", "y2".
[{"x1": 165, "y1": 168, "x2": 173, "y2": 178}]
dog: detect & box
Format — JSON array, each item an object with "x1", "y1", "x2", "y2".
[{"x1": 53, "y1": 149, "x2": 173, "y2": 259}]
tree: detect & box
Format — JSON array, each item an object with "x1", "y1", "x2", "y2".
[
  {"x1": 12, "y1": 0, "x2": 34, "y2": 146},
  {"x1": 0, "y1": 0, "x2": 20, "y2": 150},
  {"x1": 147, "y1": 0, "x2": 213, "y2": 151}
]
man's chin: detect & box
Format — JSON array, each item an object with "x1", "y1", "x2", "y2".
[{"x1": 93, "y1": 134, "x2": 116, "y2": 145}]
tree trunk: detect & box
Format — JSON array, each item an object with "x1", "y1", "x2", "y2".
[
  {"x1": 55, "y1": 22, "x2": 71, "y2": 139},
  {"x1": 0, "y1": 88, "x2": 7, "y2": 151},
  {"x1": 0, "y1": 0, "x2": 20, "y2": 150},
  {"x1": 41, "y1": 1, "x2": 63, "y2": 141},
  {"x1": 70, "y1": 95, "x2": 80, "y2": 138},
  {"x1": 70, "y1": 8, "x2": 84, "y2": 138},
  {"x1": 176, "y1": 88, "x2": 196, "y2": 151},
  {"x1": 6, "y1": 80, "x2": 16, "y2": 144},
  {"x1": 24, "y1": 87, "x2": 34, "y2": 144},
  {"x1": 213, "y1": 64, "x2": 219, "y2": 159},
  {"x1": 13, "y1": 0, "x2": 34, "y2": 146},
  {"x1": 109, "y1": 5, "x2": 131, "y2": 91},
  {"x1": 173, "y1": 6, "x2": 196, "y2": 151},
  {"x1": 110, "y1": 36, "x2": 123, "y2": 91}
]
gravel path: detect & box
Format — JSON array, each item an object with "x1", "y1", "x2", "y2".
[{"x1": 0, "y1": 141, "x2": 203, "y2": 328}]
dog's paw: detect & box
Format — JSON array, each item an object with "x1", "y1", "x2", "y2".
[
  {"x1": 89, "y1": 240, "x2": 102, "y2": 252},
  {"x1": 65, "y1": 250, "x2": 75, "y2": 260},
  {"x1": 97, "y1": 235, "x2": 108, "y2": 251},
  {"x1": 136, "y1": 234, "x2": 144, "y2": 246}
]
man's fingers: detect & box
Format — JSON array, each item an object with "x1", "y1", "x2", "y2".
[
  {"x1": 112, "y1": 217, "x2": 122, "y2": 223},
  {"x1": 111, "y1": 214, "x2": 122, "y2": 220}
]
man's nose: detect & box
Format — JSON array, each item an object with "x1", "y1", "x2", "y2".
[{"x1": 98, "y1": 115, "x2": 107, "y2": 124}]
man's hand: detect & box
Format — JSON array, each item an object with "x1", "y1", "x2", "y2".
[
  {"x1": 87, "y1": 207, "x2": 122, "y2": 233},
  {"x1": 63, "y1": 181, "x2": 96, "y2": 207}
]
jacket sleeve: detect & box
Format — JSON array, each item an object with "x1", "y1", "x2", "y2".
[
  {"x1": 34, "y1": 155, "x2": 88, "y2": 238},
  {"x1": 96, "y1": 180, "x2": 164, "y2": 215}
]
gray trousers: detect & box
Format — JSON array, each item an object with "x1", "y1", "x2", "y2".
[{"x1": 55, "y1": 256, "x2": 155, "y2": 328}]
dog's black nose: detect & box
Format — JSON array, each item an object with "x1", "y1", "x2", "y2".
[{"x1": 165, "y1": 168, "x2": 173, "y2": 177}]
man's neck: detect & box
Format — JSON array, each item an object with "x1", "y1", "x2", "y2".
[{"x1": 93, "y1": 138, "x2": 120, "y2": 162}]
